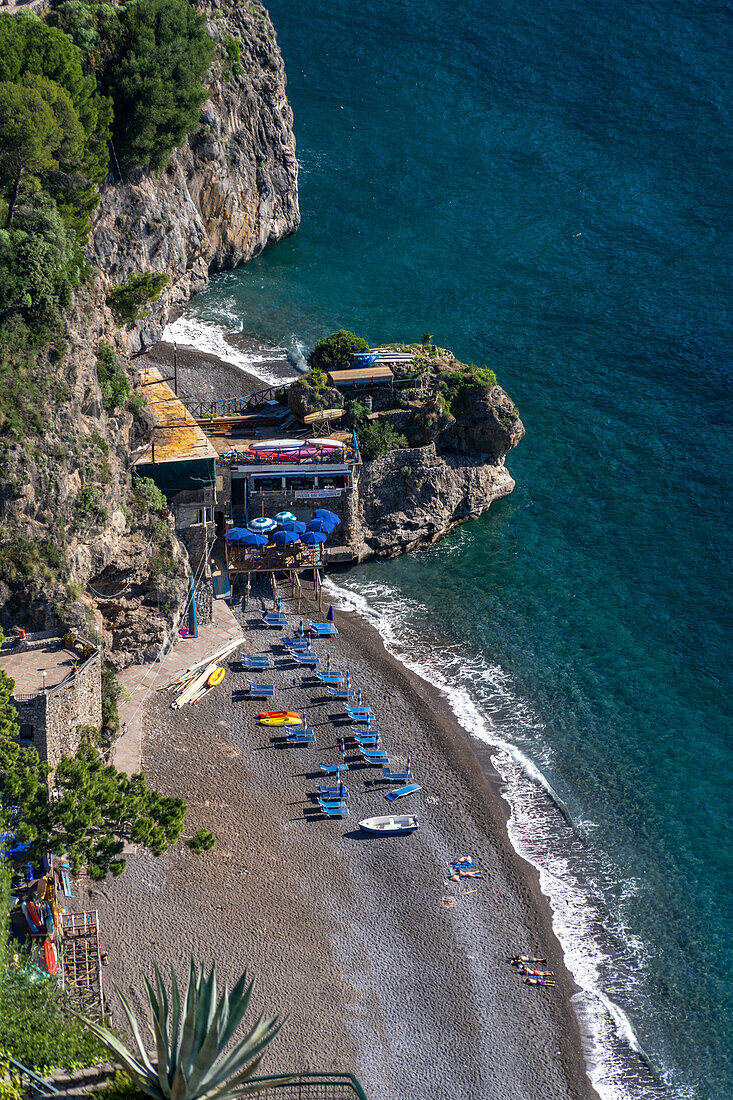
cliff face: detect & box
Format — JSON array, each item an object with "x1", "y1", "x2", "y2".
[
  {"x1": 88, "y1": 0, "x2": 299, "y2": 351},
  {"x1": 0, "y1": 1, "x2": 299, "y2": 664},
  {"x1": 350, "y1": 444, "x2": 516, "y2": 559}
]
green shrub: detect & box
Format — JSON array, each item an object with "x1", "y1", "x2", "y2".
[
  {"x1": 358, "y1": 420, "x2": 408, "y2": 462},
  {"x1": 132, "y1": 474, "x2": 166, "y2": 515},
  {"x1": 306, "y1": 366, "x2": 328, "y2": 391},
  {"x1": 96, "y1": 341, "x2": 129, "y2": 410},
  {"x1": 73, "y1": 485, "x2": 106, "y2": 524},
  {"x1": 106, "y1": 272, "x2": 168, "y2": 324},
  {"x1": 308, "y1": 329, "x2": 369, "y2": 372},
  {"x1": 186, "y1": 827, "x2": 216, "y2": 853},
  {"x1": 101, "y1": 663, "x2": 128, "y2": 734},
  {"x1": 222, "y1": 33, "x2": 243, "y2": 80}
]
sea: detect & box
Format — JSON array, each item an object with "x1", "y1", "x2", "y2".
[{"x1": 164, "y1": 1, "x2": 733, "y2": 1096}]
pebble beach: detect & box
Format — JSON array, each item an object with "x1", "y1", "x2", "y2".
[{"x1": 82, "y1": 572, "x2": 596, "y2": 1100}]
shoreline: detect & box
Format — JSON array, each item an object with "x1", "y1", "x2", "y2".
[{"x1": 83, "y1": 579, "x2": 597, "y2": 1100}]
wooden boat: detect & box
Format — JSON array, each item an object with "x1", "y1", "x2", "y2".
[
  {"x1": 44, "y1": 941, "x2": 58, "y2": 975},
  {"x1": 358, "y1": 815, "x2": 419, "y2": 835},
  {"x1": 207, "y1": 666, "x2": 226, "y2": 687}
]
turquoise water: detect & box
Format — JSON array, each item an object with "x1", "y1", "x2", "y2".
[{"x1": 170, "y1": 1, "x2": 732, "y2": 1095}]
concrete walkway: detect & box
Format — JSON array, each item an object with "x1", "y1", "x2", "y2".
[{"x1": 114, "y1": 600, "x2": 243, "y2": 775}]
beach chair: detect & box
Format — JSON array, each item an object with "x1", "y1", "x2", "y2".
[
  {"x1": 308, "y1": 621, "x2": 338, "y2": 637},
  {"x1": 327, "y1": 685, "x2": 357, "y2": 699},
  {"x1": 385, "y1": 783, "x2": 422, "y2": 802},
  {"x1": 382, "y1": 765, "x2": 414, "y2": 783},
  {"x1": 241, "y1": 655, "x2": 271, "y2": 670},
  {"x1": 285, "y1": 730, "x2": 315, "y2": 744},
  {"x1": 282, "y1": 635, "x2": 310, "y2": 649},
  {"x1": 316, "y1": 784, "x2": 350, "y2": 799},
  {"x1": 360, "y1": 752, "x2": 389, "y2": 766},
  {"x1": 314, "y1": 670, "x2": 344, "y2": 684},
  {"x1": 246, "y1": 680, "x2": 275, "y2": 698},
  {"x1": 290, "y1": 651, "x2": 320, "y2": 668},
  {"x1": 352, "y1": 731, "x2": 382, "y2": 745},
  {"x1": 345, "y1": 707, "x2": 375, "y2": 724},
  {"x1": 318, "y1": 800, "x2": 348, "y2": 817},
  {"x1": 261, "y1": 612, "x2": 287, "y2": 628},
  {"x1": 319, "y1": 763, "x2": 348, "y2": 775}
]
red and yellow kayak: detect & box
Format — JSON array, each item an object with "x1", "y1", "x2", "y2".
[
  {"x1": 257, "y1": 711, "x2": 300, "y2": 719},
  {"x1": 259, "y1": 715, "x2": 302, "y2": 726},
  {"x1": 44, "y1": 940, "x2": 58, "y2": 975}
]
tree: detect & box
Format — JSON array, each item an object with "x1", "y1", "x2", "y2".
[
  {"x1": 308, "y1": 329, "x2": 369, "y2": 372},
  {"x1": 0, "y1": 13, "x2": 111, "y2": 227},
  {"x1": 0, "y1": 81, "x2": 64, "y2": 225},
  {"x1": 357, "y1": 419, "x2": 408, "y2": 462},
  {"x1": 80, "y1": 959, "x2": 286, "y2": 1100},
  {"x1": 106, "y1": 0, "x2": 215, "y2": 171},
  {"x1": 0, "y1": 189, "x2": 80, "y2": 328},
  {"x1": 106, "y1": 271, "x2": 168, "y2": 323}
]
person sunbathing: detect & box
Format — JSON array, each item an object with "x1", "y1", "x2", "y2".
[
  {"x1": 511, "y1": 955, "x2": 547, "y2": 965},
  {"x1": 524, "y1": 976, "x2": 556, "y2": 986}
]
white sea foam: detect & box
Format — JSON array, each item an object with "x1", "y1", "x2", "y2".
[
  {"x1": 323, "y1": 574, "x2": 668, "y2": 1100},
  {"x1": 162, "y1": 313, "x2": 296, "y2": 386}
]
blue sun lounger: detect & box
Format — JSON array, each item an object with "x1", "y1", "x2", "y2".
[
  {"x1": 315, "y1": 670, "x2": 344, "y2": 684},
  {"x1": 382, "y1": 765, "x2": 414, "y2": 783},
  {"x1": 319, "y1": 762, "x2": 348, "y2": 775},
  {"x1": 308, "y1": 621, "x2": 339, "y2": 637},
  {"x1": 59, "y1": 862, "x2": 73, "y2": 898},
  {"x1": 361, "y1": 751, "x2": 389, "y2": 766},
  {"x1": 317, "y1": 784, "x2": 350, "y2": 799},
  {"x1": 291, "y1": 651, "x2": 320, "y2": 668},
  {"x1": 385, "y1": 782, "x2": 422, "y2": 802},
  {"x1": 318, "y1": 800, "x2": 348, "y2": 817},
  {"x1": 345, "y1": 707, "x2": 375, "y2": 724},
  {"x1": 328, "y1": 685, "x2": 357, "y2": 699},
  {"x1": 247, "y1": 680, "x2": 274, "y2": 698},
  {"x1": 282, "y1": 635, "x2": 309, "y2": 649},
  {"x1": 286, "y1": 731, "x2": 315, "y2": 745},
  {"x1": 261, "y1": 612, "x2": 287, "y2": 628},
  {"x1": 241, "y1": 654, "x2": 271, "y2": 669}
]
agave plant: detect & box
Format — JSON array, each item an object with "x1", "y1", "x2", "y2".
[{"x1": 79, "y1": 958, "x2": 286, "y2": 1099}]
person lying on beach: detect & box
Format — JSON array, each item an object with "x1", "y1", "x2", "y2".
[
  {"x1": 511, "y1": 955, "x2": 547, "y2": 965},
  {"x1": 524, "y1": 976, "x2": 556, "y2": 986},
  {"x1": 519, "y1": 967, "x2": 555, "y2": 977}
]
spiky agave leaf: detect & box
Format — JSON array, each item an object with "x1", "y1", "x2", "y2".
[{"x1": 75, "y1": 958, "x2": 286, "y2": 1100}]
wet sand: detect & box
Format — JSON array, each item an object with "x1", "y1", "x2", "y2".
[{"x1": 81, "y1": 583, "x2": 596, "y2": 1100}]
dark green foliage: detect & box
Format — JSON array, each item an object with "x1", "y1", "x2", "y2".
[
  {"x1": 0, "y1": 858, "x2": 107, "y2": 1073},
  {"x1": 0, "y1": 12, "x2": 111, "y2": 235},
  {"x1": 132, "y1": 474, "x2": 167, "y2": 515},
  {"x1": 106, "y1": 272, "x2": 168, "y2": 324},
  {"x1": 0, "y1": 190, "x2": 80, "y2": 328},
  {"x1": 127, "y1": 390, "x2": 147, "y2": 416},
  {"x1": 186, "y1": 827, "x2": 216, "y2": 853},
  {"x1": 0, "y1": 535, "x2": 67, "y2": 587},
  {"x1": 94, "y1": 1072, "x2": 147, "y2": 1100},
  {"x1": 104, "y1": 0, "x2": 215, "y2": 171},
  {"x1": 308, "y1": 329, "x2": 369, "y2": 372},
  {"x1": 439, "y1": 362, "x2": 497, "y2": 416},
  {"x1": 358, "y1": 419, "x2": 408, "y2": 462},
  {"x1": 96, "y1": 341, "x2": 129, "y2": 410},
  {"x1": 101, "y1": 663, "x2": 128, "y2": 734}
]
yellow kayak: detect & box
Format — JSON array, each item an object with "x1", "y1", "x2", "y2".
[
  {"x1": 260, "y1": 715, "x2": 302, "y2": 726},
  {"x1": 208, "y1": 666, "x2": 226, "y2": 688}
]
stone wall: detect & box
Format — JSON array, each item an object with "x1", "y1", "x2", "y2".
[
  {"x1": 45, "y1": 649, "x2": 103, "y2": 767},
  {"x1": 12, "y1": 647, "x2": 102, "y2": 769},
  {"x1": 178, "y1": 522, "x2": 214, "y2": 626}
]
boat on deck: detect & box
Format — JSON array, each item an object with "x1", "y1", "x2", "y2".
[{"x1": 358, "y1": 815, "x2": 419, "y2": 835}]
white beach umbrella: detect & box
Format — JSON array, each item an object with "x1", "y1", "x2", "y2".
[
  {"x1": 275, "y1": 511, "x2": 297, "y2": 525},
  {"x1": 248, "y1": 517, "x2": 277, "y2": 533}
]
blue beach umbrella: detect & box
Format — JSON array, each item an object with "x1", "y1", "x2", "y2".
[
  {"x1": 248, "y1": 517, "x2": 277, "y2": 534},
  {"x1": 300, "y1": 530, "x2": 327, "y2": 545},
  {"x1": 227, "y1": 527, "x2": 248, "y2": 543},
  {"x1": 314, "y1": 509, "x2": 340, "y2": 526},
  {"x1": 238, "y1": 530, "x2": 268, "y2": 547},
  {"x1": 307, "y1": 518, "x2": 337, "y2": 535},
  {"x1": 272, "y1": 528, "x2": 300, "y2": 546},
  {"x1": 275, "y1": 511, "x2": 297, "y2": 525},
  {"x1": 282, "y1": 519, "x2": 307, "y2": 535}
]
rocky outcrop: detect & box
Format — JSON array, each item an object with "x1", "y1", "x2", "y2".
[
  {"x1": 0, "y1": 288, "x2": 189, "y2": 665},
  {"x1": 348, "y1": 444, "x2": 515, "y2": 560},
  {"x1": 446, "y1": 384, "x2": 525, "y2": 460},
  {"x1": 88, "y1": 0, "x2": 299, "y2": 351}
]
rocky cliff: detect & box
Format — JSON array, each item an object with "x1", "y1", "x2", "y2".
[
  {"x1": 89, "y1": 0, "x2": 299, "y2": 351},
  {"x1": 349, "y1": 444, "x2": 516, "y2": 559},
  {"x1": 0, "y1": 1, "x2": 299, "y2": 663}
]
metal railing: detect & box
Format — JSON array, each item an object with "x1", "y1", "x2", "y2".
[
  {"x1": 193, "y1": 386, "x2": 281, "y2": 418},
  {"x1": 247, "y1": 1072, "x2": 368, "y2": 1100},
  {"x1": 1, "y1": 1054, "x2": 61, "y2": 1098}
]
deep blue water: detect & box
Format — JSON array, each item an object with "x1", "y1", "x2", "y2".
[{"x1": 170, "y1": 1, "x2": 732, "y2": 1095}]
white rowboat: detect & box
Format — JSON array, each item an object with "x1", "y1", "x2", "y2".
[{"x1": 358, "y1": 815, "x2": 419, "y2": 835}]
